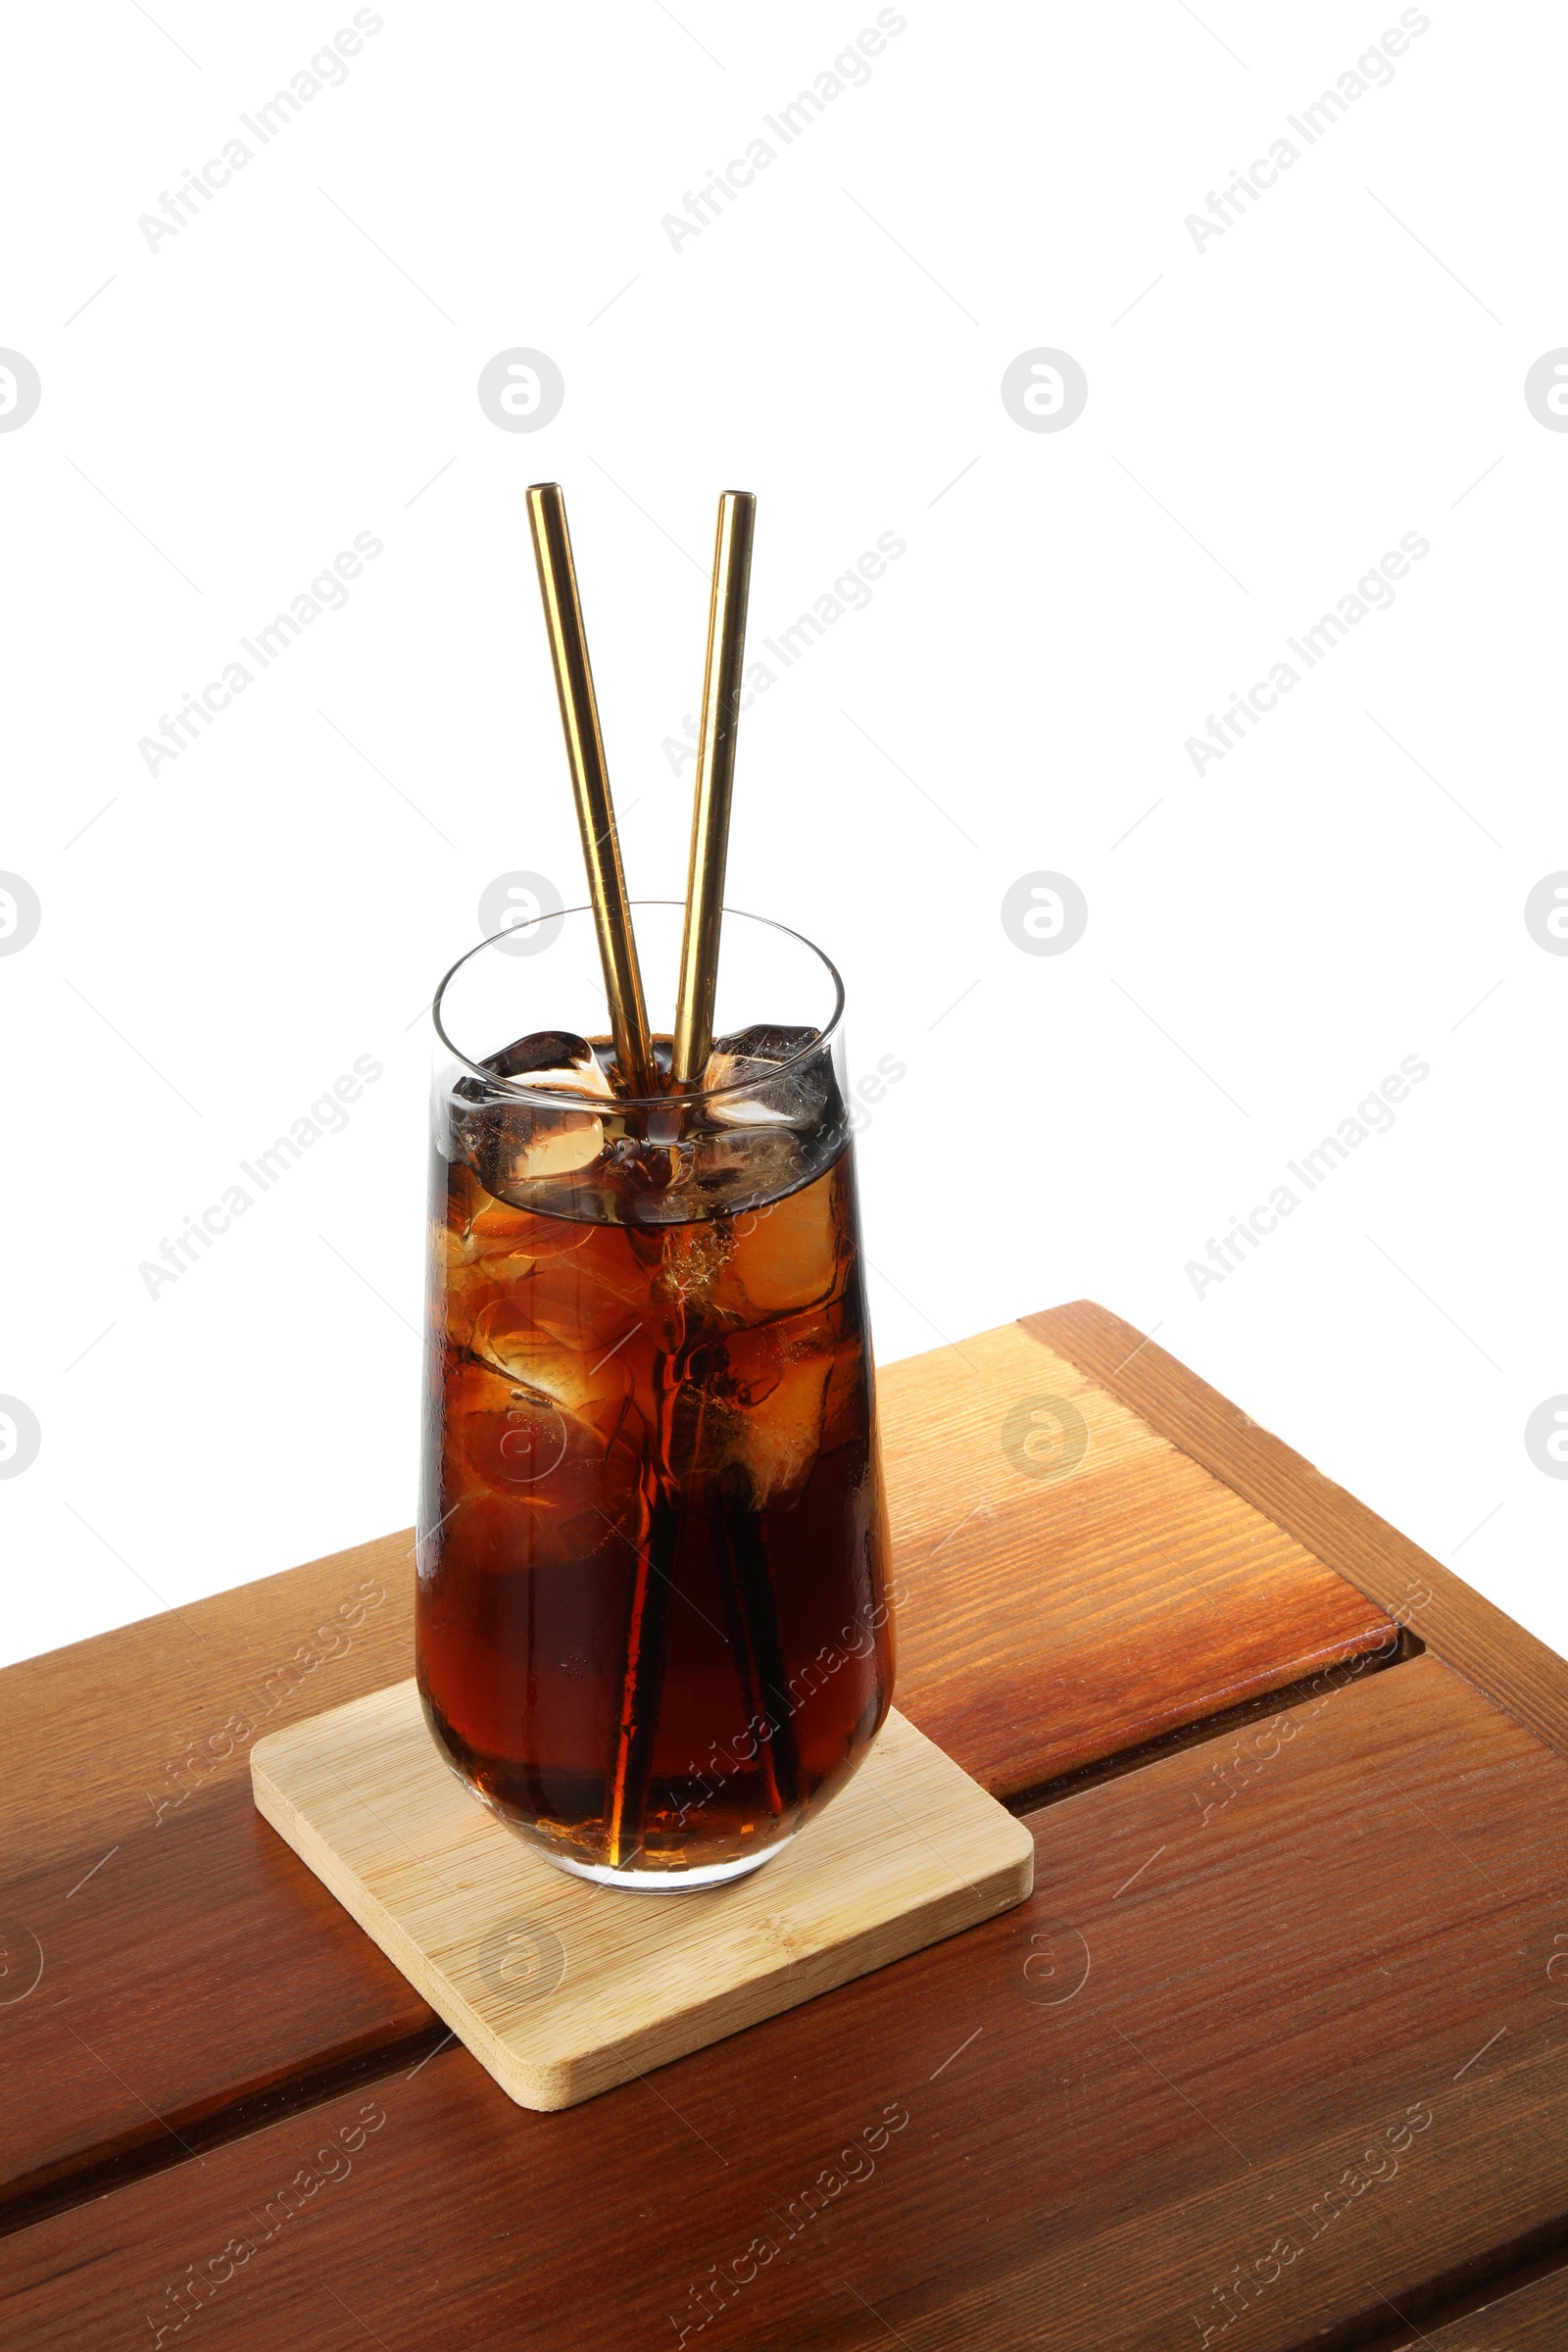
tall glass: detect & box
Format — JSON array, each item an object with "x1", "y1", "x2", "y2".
[{"x1": 416, "y1": 902, "x2": 895, "y2": 1887}]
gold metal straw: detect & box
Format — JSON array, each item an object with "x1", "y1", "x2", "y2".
[
  {"x1": 670, "y1": 491, "x2": 757, "y2": 1086},
  {"x1": 524, "y1": 482, "x2": 655, "y2": 1094}
]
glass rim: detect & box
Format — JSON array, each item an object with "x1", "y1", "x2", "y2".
[{"x1": 431, "y1": 899, "x2": 848, "y2": 1112}]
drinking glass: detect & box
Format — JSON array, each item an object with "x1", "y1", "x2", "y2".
[{"x1": 416, "y1": 901, "x2": 895, "y2": 1887}]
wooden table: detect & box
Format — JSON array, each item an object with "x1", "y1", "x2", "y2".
[{"x1": 4, "y1": 1302, "x2": 1566, "y2": 2348}]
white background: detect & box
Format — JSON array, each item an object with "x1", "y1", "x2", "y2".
[{"x1": 2, "y1": 0, "x2": 1564, "y2": 1670}]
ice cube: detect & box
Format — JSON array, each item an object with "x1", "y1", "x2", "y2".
[
  {"x1": 444, "y1": 1352, "x2": 645, "y2": 1528},
  {"x1": 453, "y1": 1032, "x2": 612, "y2": 1202},
  {"x1": 439, "y1": 1433, "x2": 647, "y2": 1571},
  {"x1": 677, "y1": 1127, "x2": 811, "y2": 1223},
  {"x1": 701, "y1": 1024, "x2": 830, "y2": 1130},
  {"x1": 717, "y1": 1348, "x2": 833, "y2": 1511},
  {"x1": 454, "y1": 1102, "x2": 606, "y2": 1198},
  {"x1": 483, "y1": 1031, "x2": 614, "y2": 1098},
  {"x1": 710, "y1": 1165, "x2": 840, "y2": 1317}
]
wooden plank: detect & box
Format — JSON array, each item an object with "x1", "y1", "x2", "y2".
[
  {"x1": 6, "y1": 1653, "x2": 1565, "y2": 2349},
  {"x1": 253, "y1": 1695, "x2": 1032, "y2": 2110},
  {"x1": 881, "y1": 1322, "x2": 1396, "y2": 1793},
  {"x1": 0, "y1": 1313, "x2": 1394, "y2": 2225},
  {"x1": 0, "y1": 1528, "x2": 416, "y2": 1881},
  {"x1": 1419, "y1": 2268, "x2": 1568, "y2": 2347},
  {"x1": 0, "y1": 1786, "x2": 441, "y2": 2230},
  {"x1": 932, "y1": 2043, "x2": 1568, "y2": 2352},
  {"x1": 1027, "y1": 1299, "x2": 1568, "y2": 1760},
  {"x1": 0, "y1": 1533, "x2": 440, "y2": 2234}
]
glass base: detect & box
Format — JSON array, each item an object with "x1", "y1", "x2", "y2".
[{"x1": 537, "y1": 1836, "x2": 796, "y2": 1891}]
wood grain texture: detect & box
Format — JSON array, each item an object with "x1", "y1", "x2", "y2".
[
  {"x1": 0, "y1": 1316, "x2": 1395, "y2": 2226},
  {"x1": 7, "y1": 1652, "x2": 1566, "y2": 2350},
  {"x1": 253, "y1": 1694, "x2": 1033, "y2": 2110},
  {"x1": 0, "y1": 1790, "x2": 440, "y2": 2230},
  {"x1": 1028, "y1": 1299, "x2": 1568, "y2": 1762},
  {"x1": 880, "y1": 1320, "x2": 1396, "y2": 1792},
  {"x1": 0, "y1": 1526, "x2": 416, "y2": 1879},
  {"x1": 0, "y1": 1531, "x2": 439, "y2": 2232},
  {"x1": 1419, "y1": 2268, "x2": 1568, "y2": 2346}
]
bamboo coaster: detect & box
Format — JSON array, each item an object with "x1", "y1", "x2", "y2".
[{"x1": 251, "y1": 1686, "x2": 1034, "y2": 2112}]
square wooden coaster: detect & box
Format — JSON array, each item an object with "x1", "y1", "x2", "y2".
[{"x1": 251, "y1": 1685, "x2": 1033, "y2": 2112}]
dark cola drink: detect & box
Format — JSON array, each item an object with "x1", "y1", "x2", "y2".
[{"x1": 416, "y1": 1011, "x2": 895, "y2": 1887}]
